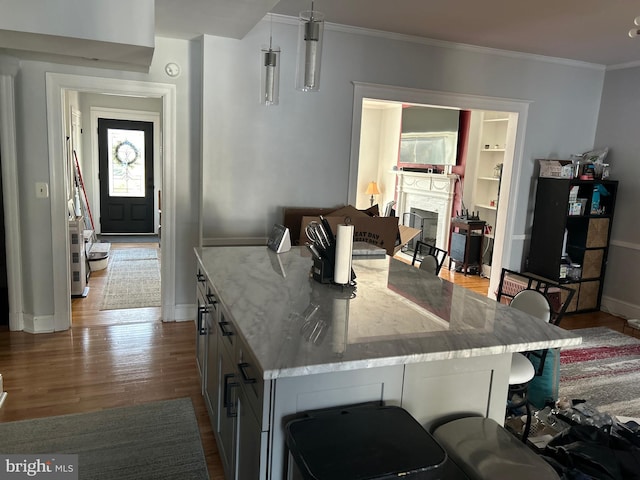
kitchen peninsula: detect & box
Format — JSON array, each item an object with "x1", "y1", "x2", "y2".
[{"x1": 194, "y1": 246, "x2": 580, "y2": 480}]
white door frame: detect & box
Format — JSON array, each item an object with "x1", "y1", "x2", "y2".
[
  {"x1": 348, "y1": 82, "x2": 531, "y2": 298},
  {"x1": 46, "y1": 73, "x2": 176, "y2": 331},
  {"x1": 0, "y1": 58, "x2": 24, "y2": 331}
]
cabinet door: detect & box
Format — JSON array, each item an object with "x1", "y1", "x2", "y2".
[
  {"x1": 204, "y1": 303, "x2": 219, "y2": 424},
  {"x1": 195, "y1": 293, "x2": 208, "y2": 392},
  {"x1": 236, "y1": 392, "x2": 267, "y2": 480},
  {"x1": 217, "y1": 334, "x2": 238, "y2": 479}
]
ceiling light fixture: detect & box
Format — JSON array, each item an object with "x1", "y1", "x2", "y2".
[
  {"x1": 295, "y1": 1, "x2": 325, "y2": 92},
  {"x1": 628, "y1": 16, "x2": 640, "y2": 38},
  {"x1": 261, "y1": 14, "x2": 280, "y2": 105}
]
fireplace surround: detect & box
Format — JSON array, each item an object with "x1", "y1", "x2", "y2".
[{"x1": 394, "y1": 171, "x2": 457, "y2": 252}]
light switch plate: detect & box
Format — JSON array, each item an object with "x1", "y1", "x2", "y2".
[{"x1": 36, "y1": 182, "x2": 49, "y2": 198}]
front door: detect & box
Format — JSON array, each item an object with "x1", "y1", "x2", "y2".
[{"x1": 98, "y1": 119, "x2": 154, "y2": 233}]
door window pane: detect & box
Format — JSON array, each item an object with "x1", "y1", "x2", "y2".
[{"x1": 108, "y1": 128, "x2": 145, "y2": 197}]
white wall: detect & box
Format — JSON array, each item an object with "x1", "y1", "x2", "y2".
[
  {"x1": 201, "y1": 18, "x2": 605, "y2": 270},
  {"x1": 594, "y1": 66, "x2": 640, "y2": 319}
]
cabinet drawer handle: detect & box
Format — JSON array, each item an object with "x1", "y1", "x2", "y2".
[
  {"x1": 238, "y1": 362, "x2": 257, "y2": 384},
  {"x1": 223, "y1": 373, "x2": 238, "y2": 418},
  {"x1": 197, "y1": 305, "x2": 208, "y2": 335},
  {"x1": 218, "y1": 321, "x2": 234, "y2": 337}
]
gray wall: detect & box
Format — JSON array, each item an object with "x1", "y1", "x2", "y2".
[
  {"x1": 9, "y1": 36, "x2": 200, "y2": 320},
  {"x1": 200, "y1": 18, "x2": 605, "y2": 270},
  {"x1": 594, "y1": 66, "x2": 640, "y2": 319}
]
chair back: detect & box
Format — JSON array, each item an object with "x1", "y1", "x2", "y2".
[
  {"x1": 411, "y1": 241, "x2": 447, "y2": 275},
  {"x1": 510, "y1": 289, "x2": 552, "y2": 323},
  {"x1": 496, "y1": 268, "x2": 576, "y2": 326},
  {"x1": 419, "y1": 255, "x2": 440, "y2": 275}
]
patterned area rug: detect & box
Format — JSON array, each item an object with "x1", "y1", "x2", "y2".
[
  {"x1": 560, "y1": 327, "x2": 640, "y2": 417},
  {"x1": 100, "y1": 248, "x2": 160, "y2": 310}
]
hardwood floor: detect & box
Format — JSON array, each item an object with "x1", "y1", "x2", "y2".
[{"x1": 0, "y1": 245, "x2": 630, "y2": 480}]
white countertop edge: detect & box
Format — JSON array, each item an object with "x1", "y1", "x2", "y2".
[{"x1": 263, "y1": 336, "x2": 582, "y2": 380}]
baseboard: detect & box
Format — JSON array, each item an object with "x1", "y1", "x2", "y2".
[
  {"x1": 600, "y1": 295, "x2": 640, "y2": 320},
  {"x1": 202, "y1": 236, "x2": 267, "y2": 247},
  {"x1": 22, "y1": 314, "x2": 56, "y2": 334},
  {"x1": 161, "y1": 303, "x2": 195, "y2": 322}
]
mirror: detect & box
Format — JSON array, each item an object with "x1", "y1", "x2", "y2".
[{"x1": 399, "y1": 106, "x2": 460, "y2": 166}]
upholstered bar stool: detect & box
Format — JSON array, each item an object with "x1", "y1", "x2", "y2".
[{"x1": 284, "y1": 402, "x2": 469, "y2": 480}]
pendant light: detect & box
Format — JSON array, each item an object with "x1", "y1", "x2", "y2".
[
  {"x1": 261, "y1": 15, "x2": 280, "y2": 105},
  {"x1": 295, "y1": 1, "x2": 325, "y2": 92}
]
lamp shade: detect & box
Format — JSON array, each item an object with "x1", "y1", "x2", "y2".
[
  {"x1": 295, "y1": 8, "x2": 325, "y2": 92},
  {"x1": 261, "y1": 46, "x2": 280, "y2": 105},
  {"x1": 366, "y1": 182, "x2": 380, "y2": 195}
]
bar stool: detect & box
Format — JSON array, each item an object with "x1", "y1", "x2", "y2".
[{"x1": 284, "y1": 402, "x2": 469, "y2": 480}]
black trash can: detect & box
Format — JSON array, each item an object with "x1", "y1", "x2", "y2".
[{"x1": 284, "y1": 402, "x2": 469, "y2": 480}]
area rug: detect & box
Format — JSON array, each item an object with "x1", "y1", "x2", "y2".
[
  {"x1": 110, "y1": 247, "x2": 158, "y2": 261},
  {"x1": 0, "y1": 398, "x2": 209, "y2": 479},
  {"x1": 98, "y1": 235, "x2": 159, "y2": 244},
  {"x1": 100, "y1": 248, "x2": 160, "y2": 310},
  {"x1": 560, "y1": 327, "x2": 640, "y2": 417}
]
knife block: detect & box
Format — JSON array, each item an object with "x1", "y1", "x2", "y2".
[{"x1": 312, "y1": 256, "x2": 334, "y2": 284}]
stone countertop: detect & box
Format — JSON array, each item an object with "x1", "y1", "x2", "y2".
[{"x1": 194, "y1": 246, "x2": 581, "y2": 380}]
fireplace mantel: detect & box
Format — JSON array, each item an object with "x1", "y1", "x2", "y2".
[{"x1": 394, "y1": 171, "x2": 457, "y2": 252}]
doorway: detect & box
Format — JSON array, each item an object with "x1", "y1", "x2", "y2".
[
  {"x1": 98, "y1": 118, "x2": 155, "y2": 234},
  {"x1": 45, "y1": 73, "x2": 177, "y2": 332},
  {"x1": 348, "y1": 82, "x2": 530, "y2": 298}
]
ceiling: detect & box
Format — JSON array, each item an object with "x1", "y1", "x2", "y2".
[{"x1": 156, "y1": 0, "x2": 640, "y2": 68}]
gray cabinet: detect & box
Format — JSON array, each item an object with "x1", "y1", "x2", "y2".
[
  {"x1": 216, "y1": 329, "x2": 237, "y2": 478},
  {"x1": 195, "y1": 268, "x2": 209, "y2": 394},
  {"x1": 210, "y1": 302, "x2": 267, "y2": 480},
  {"x1": 204, "y1": 289, "x2": 219, "y2": 425}
]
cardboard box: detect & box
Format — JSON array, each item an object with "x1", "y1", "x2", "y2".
[
  {"x1": 283, "y1": 206, "x2": 344, "y2": 246},
  {"x1": 297, "y1": 205, "x2": 421, "y2": 256},
  {"x1": 538, "y1": 159, "x2": 573, "y2": 178}
]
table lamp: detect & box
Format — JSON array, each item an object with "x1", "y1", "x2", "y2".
[{"x1": 366, "y1": 181, "x2": 380, "y2": 207}]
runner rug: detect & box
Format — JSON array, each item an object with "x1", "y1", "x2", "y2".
[
  {"x1": 100, "y1": 248, "x2": 160, "y2": 310},
  {"x1": 0, "y1": 398, "x2": 209, "y2": 479},
  {"x1": 560, "y1": 326, "x2": 640, "y2": 417}
]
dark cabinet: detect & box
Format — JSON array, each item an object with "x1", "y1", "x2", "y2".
[{"x1": 527, "y1": 177, "x2": 617, "y2": 313}]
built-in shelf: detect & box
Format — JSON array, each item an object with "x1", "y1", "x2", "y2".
[
  {"x1": 481, "y1": 148, "x2": 506, "y2": 152},
  {"x1": 483, "y1": 118, "x2": 509, "y2": 123},
  {"x1": 478, "y1": 176, "x2": 500, "y2": 182},
  {"x1": 477, "y1": 204, "x2": 497, "y2": 211}
]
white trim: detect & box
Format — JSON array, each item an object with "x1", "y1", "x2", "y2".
[
  {"x1": 601, "y1": 295, "x2": 640, "y2": 321},
  {"x1": 89, "y1": 107, "x2": 161, "y2": 235},
  {"x1": 0, "y1": 69, "x2": 24, "y2": 331},
  {"x1": 202, "y1": 236, "x2": 268, "y2": 247},
  {"x1": 349, "y1": 82, "x2": 531, "y2": 299},
  {"x1": 610, "y1": 239, "x2": 640, "y2": 251},
  {"x1": 46, "y1": 73, "x2": 177, "y2": 331}
]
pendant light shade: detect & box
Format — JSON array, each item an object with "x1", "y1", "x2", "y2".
[
  {"x1": 261, "y1": 46, "x2": 280, "y2": 105},
  {"x1": 261, "y1": 15, "x2": 280, "y2": 106},
  {"x1": 295, "y1": 5, "x2": 325, "y2": 92}
]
